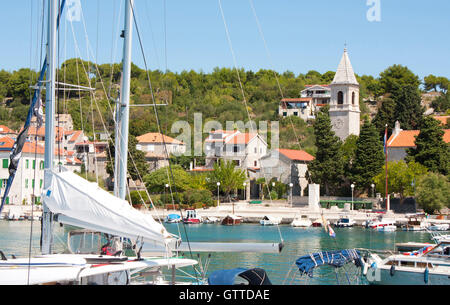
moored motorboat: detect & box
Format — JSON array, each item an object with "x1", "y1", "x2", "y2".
[
  {"x1": 183, "y1": 209, "x2": 202, "y2": 224},
  {"x1": 221, "y1": 215, "x2": 242, "y2": 226},
  {"x1": 260, "y1": 216, "x2": 281, "y2": 226},
  {"x1": 291, "y1": 215, "x2": 312, "y2": 228},
  {"x1": 363, "y1": 239, "x2": 450, "y2": 285},
  {"x1": 335, "y1": 216, "x2": 355, "y2": 228}
]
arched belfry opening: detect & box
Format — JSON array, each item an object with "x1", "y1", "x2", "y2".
[
  {"x1": 337, "y1": 91, "x2": 344, "y2": 105},
  {"x1": 352, "y1": 92, "x2": 355, "y2": 105}
]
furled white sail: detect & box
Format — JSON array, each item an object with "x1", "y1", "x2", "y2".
[{"x1": 42, "y1": 169, "x2": 177, "y2": 249}]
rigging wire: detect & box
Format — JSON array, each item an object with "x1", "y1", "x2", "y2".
[
  {"x1": 128, "y1": 0, "x2": 201, "y2": 283},
  {"x1": 218, "y1": 0, "x2": 284, "y2": 243}
]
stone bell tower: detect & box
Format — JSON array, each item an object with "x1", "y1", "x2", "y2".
[{"x1": 329, "y1": 48, "x2": 360, "y2": 141}]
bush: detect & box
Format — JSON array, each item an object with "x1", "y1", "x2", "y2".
[
  {"x1": 416, "y1": 172, "x2": 450, "y2": 214},
  {"x1": 183, "y1": 189, "x2": 213, "y2": 207},
  {"x1": 269, "y1": 190, "x2": 278, "y2": 200}
]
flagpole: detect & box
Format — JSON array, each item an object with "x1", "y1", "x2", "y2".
[{"x1": 385, "y1": 124, "x2": 389, "y2": 212}]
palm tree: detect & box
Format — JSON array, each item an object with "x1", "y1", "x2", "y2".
[{"x1": 208, "y1": 160, "x2": 246, "y2": 202}]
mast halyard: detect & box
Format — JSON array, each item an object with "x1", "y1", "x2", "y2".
[
  {"x1": 115, "y1": 0, "x2": 134, "y2": 200},
  {"x1": 41, "y1": 0, "x2": 59, "y2": 255}
]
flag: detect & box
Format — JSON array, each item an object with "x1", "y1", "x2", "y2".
[
  {"x1": 327, "y1": 224, "x2": 336, "y2": 238},
  {"x1": 383, "y1": 126, "x2": 388, "y2": 155}
]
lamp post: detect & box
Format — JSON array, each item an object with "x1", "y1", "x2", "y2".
[
  {"x1": 164, "y1": 183, "x2": 169, "y2": 206},
  {"x1": 217, "y1": 182, "x2": 220, "y2": 208},
  {"x1": 371, "y1": 183, "x2": 375, "y2": 198},
  {"x1": 243, "y1": 182, "x2": 247, "y2": 201},
  {"x1": 351, "y1": 183, "x2": 355, "y2": 210},
  {"x1": 289, "y1": 183, "x2": 293, "y2": 208}
]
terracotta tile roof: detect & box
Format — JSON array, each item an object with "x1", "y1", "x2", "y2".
[
  {"x1": 69, "y1": 130, "x2": 83, "y2": 143},
  {"x1": 277, "y1": 148, "x2": 315, "y2": 162},
  {"x1": 0, "y1": 136, "x2": 15, "y2": 149},
  {"x1": 304, "y1": 84, "x2": 330, "y2": 88},
  {"x1": 136, "y1": 132, "x2": 184, "y2": 145},
  {"x1": 281, "y1": 98, "x2": 312, "y2": 102},
  {"x1": 433, "y1": 116, "x2": 450, "y2": 126},
  {"x1": 190, "y1": 167, "x2": 214, "y2": 172},
  {"x1": 23, "y1": 126, "x2": 65, "y2": 141},
  {"x1": 388, "y1": 129, "x2": 450, "y2": 147},
  {"x1": 225, "y1": 133, "x2": 258, "y2": 145},
  {"x1": 0, "y1": 125, "x2": 15, "y2": 134}
]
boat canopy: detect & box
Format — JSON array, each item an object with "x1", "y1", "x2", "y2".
[
  {"x1": 43, "y1": 169, "x2": 177, "y2": 249},
  {"x1": 295, "y1": 249, "x2": 362, "y2": 278},
  {"x1": 167, "y1": 214, "x2": 181, "y2": 220},
  {"x1": 208, "y1": 268, "x2": 272, "y2": 285}
]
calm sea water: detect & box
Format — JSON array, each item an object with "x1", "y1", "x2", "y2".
[{"x1": 0, "y1": 221, "x2": 435, "y2": 285}]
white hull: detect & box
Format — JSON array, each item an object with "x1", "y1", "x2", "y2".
[
  {"x1": 291, "y1": 220, "x2": 312, "y2": 227},
  {"x1": 367, "y1": 267, "x2": 450, "y2": 285},
  {"x1": 260, "y1": 220, "x2": 280, "y2": 226}
]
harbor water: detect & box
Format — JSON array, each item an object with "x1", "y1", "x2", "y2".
[{"x1": 0, "y1": 220, "x2": 436, "y2": 284}]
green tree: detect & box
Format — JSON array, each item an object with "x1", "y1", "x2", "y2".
[
  {"x1": 424, "y1": 74, "x2": 440, "y2": 92},
  {"x1": 373, "y1": 160, "x2": 428, "y2": 199},
  {"x1": 106, "y1": 133, "x2": 148, "y2": 181},
  {"x1": 431, "y1": 91, "x2": 450, "y2": 113},
  {"x1": 207, "y1": 160, "x2": 246, "y2": 201},
  {"x1": 144, "y1": 165, "x2": 193, "y2": 193},
  {"x1": 372, "y1": 97, "x2": 396, "y2": 139},
  {"x1": 379, "y1": 65, "x2": 420, "y2": 95},
  {"x1": 308, "y1": 107, "x2": 344, "y2": 195},
  {"x1": 415, "y1": 172, "x2": 450, "y2": 214},
  {"x1": 393, "y1": 85, "x2": 424, "y2": 130},
  {"x1": 407, "y1": 116, "x2": 450, "y2": 175},
  {"x1": 352, "y1": 120, "x2": 385, "y2": 193}
]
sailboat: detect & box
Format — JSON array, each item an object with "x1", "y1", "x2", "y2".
[
  {"x1": 0, "y1": 0, "x2": 283, "y2": 285},
  {"x1": 0, "y1": 0, "x2": 199, "y2": 285}
]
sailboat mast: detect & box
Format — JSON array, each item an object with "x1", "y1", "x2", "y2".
[
  {"x1": 116, "y1": 0, "x2": 134, "y2": 200},
  {"x1": 42, "y1": 0, "x2": 58, "y2": 255}
]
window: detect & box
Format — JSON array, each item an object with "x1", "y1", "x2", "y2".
[
  {"x1": 25, "y1": 179, "x2": 28, "y2": 189},
  {"x1": 40, "y1": 161, "x2": 44, "y2": 169},
  {"x1": 2, "y1": 159, "x2": 8, "y2": 168},
  {"x1": 233, "y1": 146, "x2": 240, "y2": 153},
  {"x1": 40, "y1": 179, "x2": 43, "y2": 189},
  {"x1": 254, "y1": 160, "x2": 258, "y2": 167},
  {"x1": 26, "y1": 160, "x2": 29, "y2": 169},
  {"x1": 254, "y1": 147, "x2": 257, "y2": 154},
  {"x1": 232, "y1": 160, "x2": 240, "y2": 166},
  {"x1": 283, "y1": 112, "x2": 287, "y2": 117},
  {"x1": 32, "y1": 160, "x2": 36, "y2": 169},
  {"x1": 32, "y1": 179, "x2": 35, "y2": 189},
  {"x1": 293, "y1": 112, "x2": 298, "y2": 116},
  {"x1": 352, "y1": 92, "x2": 356, "y2": 105},
  {"x1": 337, "y1": 91, "x2": 344, "y2": 105}
]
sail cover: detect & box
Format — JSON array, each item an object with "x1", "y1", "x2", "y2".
[
  {"x1": 42, "y1": 169, "x2": 176, "y2": 248},
  {"x1": 295, "y1": 249, "x2": 362, "y2": 278}
]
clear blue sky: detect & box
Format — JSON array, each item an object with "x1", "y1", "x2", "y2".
[{"x1": 1, "y1": 0, "x2": 449, "y2": 80}]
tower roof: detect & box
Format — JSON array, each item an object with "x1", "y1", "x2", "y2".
[{"x1": 332, "y1": 48, "x2": 359, "y2": 86}]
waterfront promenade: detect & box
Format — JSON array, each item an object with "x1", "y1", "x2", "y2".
[{"x1": 2, "y1": 201, "x2": 449, "y2": 227}]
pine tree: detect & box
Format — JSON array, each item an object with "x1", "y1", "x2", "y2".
[
  {"x1": 393, "y1": 85, "x2": 424, "y2": 130},
  {"x1": 372, "y1": 97, "x2": 396, "y2": 140},
  {"x1": 308, "y1": 107, "x2": 344, "y2": 195},
  {"x1": 352, "y1": 120, "x2": 385, "y2": 193},
  {"x1": 407, "y1": 116, "x2": 450, "y2": 175}
]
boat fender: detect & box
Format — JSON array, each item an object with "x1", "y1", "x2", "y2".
[
  {"x1": 390, "y1": 265, "x2": 395, "y2": 277},
  {"x1": 424, "y1": 267, "x2": 429, "y2": 284},
  {"x1": 370, "y1": 262, "x2": 377, "y2": 270}
]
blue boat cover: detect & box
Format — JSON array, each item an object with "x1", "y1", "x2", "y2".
[
  {"x1": 167, "y1": 214, "x2": 181, "y2": 220},
  {"x1": 208, "y1": 268, "x2": 272, "y2": 285},
  {"x1": 295, "y1": 249, "x2": 362, "y2": 278}
]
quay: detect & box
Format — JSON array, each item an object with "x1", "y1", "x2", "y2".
[{"x1": 2, "y1": 201, "x2": 449, "y2": 228}]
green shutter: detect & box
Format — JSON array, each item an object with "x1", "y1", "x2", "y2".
[
  {"x1": 26, "y1": 159, "x2": 29, "y2": 169},
  {"x1": 2, "y1": 159, "x2": 8, "y2": 168}
]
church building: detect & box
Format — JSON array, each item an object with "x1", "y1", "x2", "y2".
[{"x1": 329, "y1": 48, "x2": 361, "y2": 140}]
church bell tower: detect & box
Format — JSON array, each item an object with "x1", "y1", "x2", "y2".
[{"x1": 329, "y1": 48, "x2": 360, "y2": 141}]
